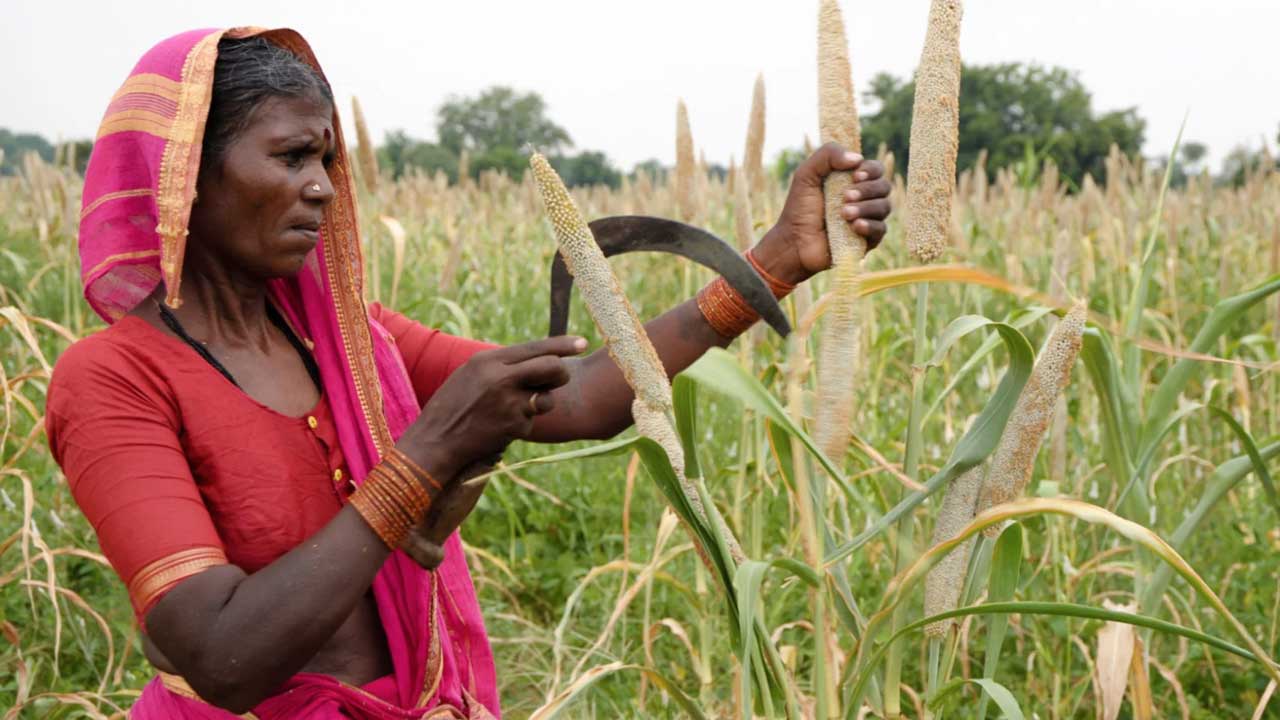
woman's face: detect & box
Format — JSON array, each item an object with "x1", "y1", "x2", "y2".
[{"x1": 188, "y1": 93, "x2": 336, "y2": 280}]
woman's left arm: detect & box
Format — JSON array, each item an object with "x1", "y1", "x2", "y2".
[{"x1": 530, "y1": 144, "x2": 891, "y2": 444}]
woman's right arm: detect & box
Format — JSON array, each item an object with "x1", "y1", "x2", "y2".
[{"x1": 48, "y1": 335, "x2": 582, "y2": 713}]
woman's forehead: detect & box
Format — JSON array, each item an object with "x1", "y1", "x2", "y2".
[{"x1": 249, "y1": 94, "x2": 335, "y2": 140}]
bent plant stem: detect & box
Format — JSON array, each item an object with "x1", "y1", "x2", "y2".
[{"x1": 886, "y1": 283, "x2": 930, "y2": 718}]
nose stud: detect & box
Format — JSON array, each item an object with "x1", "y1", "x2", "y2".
[{"x1": 309, "y1": 183, "x2": 322, "y2": 193}]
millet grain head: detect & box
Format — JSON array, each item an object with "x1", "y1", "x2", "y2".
[
  {"x1": 977, "y1": 301, "x2": 1087, "y2": 535},
  {"x1": 905, "y1": 0, "x2": 963, "y2": 264},
  {"x1": 744, "y1": 73, "x2": 768, "y2": 197},
  {"x1": 923, "y1": 462, "x2": 985, "y2": 637}
]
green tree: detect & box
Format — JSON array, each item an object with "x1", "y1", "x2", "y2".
[
  {"x1": 630, "y1": 158, "x2": 667, "y2": 182},
  {"x1": 435, "y1": 86, "x2": 571, "y2": 180},
  {"x1": 0, "y1": 128, "x2": 55, "y2": 176},
  {"x1": 550, "y1": 151, "x2": 621, "y2": 188},
  {"x1": 860, "y1": 63, "x2": 1146, "y2": 187}
]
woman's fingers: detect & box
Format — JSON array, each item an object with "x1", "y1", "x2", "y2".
[
  {"x1": 796, "y1": 142, "x2": 863, "y2": 187},
  {"x1": 495, "y1": 335, "x2": 587, "y2": 364},
  {"x1": 842, "y1": 198, "x2": 891, "y2": 222},
  {"x1": 853, "y1": 219, "x2": 887, "y2": 248},
  {"x1": 845, "y1": 177, "x2": 892, "y2": 203},
  {"x1": 510, "y1": 354, "x2": 572, "y2": 390},
  {"x1": 851, "y1": 159, "x2": 885, "y2": 183}
]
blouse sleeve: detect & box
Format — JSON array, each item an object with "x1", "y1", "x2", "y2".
[
  {"x1": 369, "y1": 303, "x2": 499, "y2": 406},
  {"x1": 45, "y1": 337, "x2": 228, "y2": 623}
]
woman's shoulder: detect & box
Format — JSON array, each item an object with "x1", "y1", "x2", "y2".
[{"x1": 48, "y1": 317, "x2": 176, "y2": 414}]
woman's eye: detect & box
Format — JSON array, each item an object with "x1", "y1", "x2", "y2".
[{"x1": 283, "y1": 150, "x2": 306, "y2": 167}]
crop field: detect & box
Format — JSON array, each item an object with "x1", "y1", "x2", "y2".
[
  {"x1": 2, "y1": 4, "x2": 1280, "y2": 714},
  {"x1": 2, "y1": 134, "x2": 1278, "y2": 718}
]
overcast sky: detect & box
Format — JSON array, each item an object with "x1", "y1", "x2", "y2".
[{"x1": 3, "y1": 0, "x2": 1277, "y2": 172}]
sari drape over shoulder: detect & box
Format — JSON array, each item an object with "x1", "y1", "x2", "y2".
[{"x1": 50, "y1": 27, "x2": 500, "y2": 719}]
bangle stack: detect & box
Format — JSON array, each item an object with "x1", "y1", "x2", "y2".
[
  {"x1": 696, "y1": 249, "x2": 797, "y2": 338},
  {"x1": 350, "y1": 447, "x2": 442, "y2": 550}
]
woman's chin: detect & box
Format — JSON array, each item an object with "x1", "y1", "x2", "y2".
[{"x1": 262, "y1": 250, "x2": 315, "y2": 279}]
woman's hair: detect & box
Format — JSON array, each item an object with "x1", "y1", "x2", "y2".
[{"x1": 202, "y1": 36, "x2": 334, "y2": 166}]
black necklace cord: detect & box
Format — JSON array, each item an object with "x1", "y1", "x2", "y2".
[
  {"x1": 155, "y1": 300, "x2": 242, "y2": 388},
  {"x1": 266, "y1": 303, "x2": 323, "y2": 391},
  {"x1": 154, "y1": 300, "x2": 321, "y2": 393}
]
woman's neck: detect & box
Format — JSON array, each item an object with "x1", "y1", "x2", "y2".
[{"x1": 168, "y1": 255, "x2": 274, "y2": 351}]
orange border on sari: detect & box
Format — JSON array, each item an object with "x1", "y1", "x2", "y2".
[
  {"x1": 84, "y1": 249, "x2": 162, "y2": 280},
  {"x1": 256, "y1": 29, "x2": 395, "y2": 455},
  {"x1": 154, "y1": 29, "x2": 224, "y2": 311},
  {"x1": 111, "y1": 72, "x2": 182, "y2": 104},
  {"x1": 80, "y1": 188, "x2": 154, "y2": 220},
  {"x1": 96, "y1": 109, "x2": 175, "y2": 141}
]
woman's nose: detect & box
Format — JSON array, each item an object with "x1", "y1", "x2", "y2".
[{"x1": 303, "y1": 172, "x2": 335, "y2": 203}]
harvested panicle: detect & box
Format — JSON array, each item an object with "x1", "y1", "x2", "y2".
[
  {"x1": 977, "y1": 301, "x2": 1087, "y2": 533},
  {"x1": 529, "y1": 154, "x2": 743, "y2": 563},
  {"x1": 351, "y1": 96, "x2": 379, "y2": 193},
  {"x1": 923, "y1": 463, "x2": 984, "y2": 637},
  {"x1": 814, "y1": 0, "x2": 866, "y2": 459},
  {"x1": 905, "y1": 0, "x2": 963, "y2": 264},
  {"x1": 528, "y1": 154, "x2": 671, "y2": 411},
  {"x1": 744, "y1": 73, "x2": 767, "y2": 197},
  {"x1": 675, "y1": 100, "x2": 697, "y2": 223}
]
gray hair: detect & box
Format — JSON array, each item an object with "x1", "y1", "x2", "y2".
[{"x1": 202, "y1": 36, "x2": 334, "y2": 167}]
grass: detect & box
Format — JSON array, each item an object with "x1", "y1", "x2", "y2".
[{"x1": 1, "y1": 141, "x2": 1279, "y2": 718}]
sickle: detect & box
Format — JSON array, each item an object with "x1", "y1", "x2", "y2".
[{"x1": 548, "y1": 215, "x2": 791, "y2": 339}]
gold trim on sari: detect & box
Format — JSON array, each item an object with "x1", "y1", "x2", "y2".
[
  {"x1": 253, "y1": 29, "x2": 395, "y2": 457},
  {"x1": 159, "y1": 673, "x2": 260, "y2": 719},
  {"x1": 154, "y1": 29, "x2": 223, "y2": 311},
  {"x1": 110, "y1": 72, "x2": 182, "y2": 104},
  {"x1": 80, "y1": 188, "x2": 154, "y2": 220},
  {"x1": 96, "y1": 109, "x2": 176, "y2": 141}
]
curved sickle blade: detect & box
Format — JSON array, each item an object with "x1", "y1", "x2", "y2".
[{"x1": 549, "y1": 215, "x2": 791, "y2": 338}]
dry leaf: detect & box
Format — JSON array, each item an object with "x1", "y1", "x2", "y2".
[{"x1": 1096, "y1": 599, "x2": 1137, "y2": 720}]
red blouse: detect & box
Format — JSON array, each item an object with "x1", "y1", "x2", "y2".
[{"x1": 45, "y1": 304, "x2": 494, "y2": 621}]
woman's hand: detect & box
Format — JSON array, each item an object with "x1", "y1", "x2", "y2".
[
  {"x1": 752, "y1": 143, "x2": 893, "y2": 285},
  {"x1": 396, "y1": 336, "x2": 587, "y2": 482}
]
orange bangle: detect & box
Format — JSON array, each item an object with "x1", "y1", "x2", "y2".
[
  {"x1": 745, "y1": 249, "x2": 797, "y2": 298},
  {"x1": 387, "y1": 446, "x2": 443, "y2": 493},
  {"x1": 350, "y1": 455, "x2": 437, "y2": 550},
  {"x1": 696, "y1": 250, "x2": 797, "y2": 338}
]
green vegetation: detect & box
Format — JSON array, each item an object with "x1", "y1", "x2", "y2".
[{"x1": 2, "y1": 133, "x2": 1279, "y2": 716}]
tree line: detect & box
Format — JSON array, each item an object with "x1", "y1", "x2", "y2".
[{"x1": 4, "y1": 63, "x2": 1276, "y2": 189}]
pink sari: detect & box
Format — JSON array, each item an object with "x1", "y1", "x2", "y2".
[{"x1": 79, "y1": 27, "x2": 499, "y2": 719}]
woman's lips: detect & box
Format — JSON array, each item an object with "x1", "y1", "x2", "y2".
[{"x1": 289, "y1": 223, "x2": 321, "y2": 242}]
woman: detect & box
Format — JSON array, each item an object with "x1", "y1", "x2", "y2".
[{"x1": 46, "y1": 27, "x2": 891, "y2": 719}]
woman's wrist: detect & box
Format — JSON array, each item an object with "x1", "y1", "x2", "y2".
[
  {"x1": 396, "y1": 438, "x2": 461, "y2": 489},
  {"x1": 750, "y1": 226, "x2": 812, "y2": 287},
  {"x1": 350, "y1": 458, "x2": 435, "y2": 549},
  {"x1": 385, "y1": 446, "x2": 445, "y2": 498}
]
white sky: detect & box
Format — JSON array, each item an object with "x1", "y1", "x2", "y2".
[{"x1": 3, "y1": 0, "x2": 1277, "y2": 172}]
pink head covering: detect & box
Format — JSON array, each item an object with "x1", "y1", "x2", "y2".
[{"x1": 80, "y1": 28, "x2": 499, "y2": 718}]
